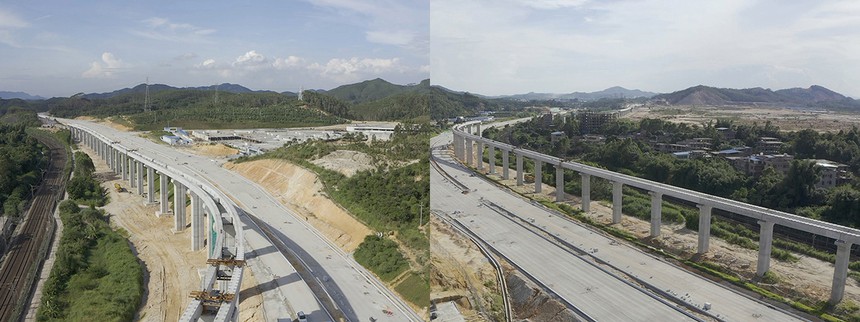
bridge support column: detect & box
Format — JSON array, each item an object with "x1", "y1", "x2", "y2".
[
  {"x1": 147, "y1": 166, "x2": 155, "y2": 204},
  {"x1": 191, "y1": 192, "x2": 204, "y2": 250},
  {"x1": 581, "y1": 173, "x2": 591, "y2": 213},
  {"x1": 502, "y1": 150, "x2": 509, "y2": 180},
  {"x1": 157, "y1": 173, "x2": 170, "y2": 217},
  {"x1": 454, "y1": 135, "x2": 463, "y2": 160},
  {"x1": 137, "y1": 162, "x2": 144, "y2": 195},
  {"x1": 476, "y1": 141, "x2": 484, "y2": 171},
  {"x1": 612, "y1": 181, "x2": 623, "y2": 224},
  {"x1": 129, "y1": 159, "x2": 136, "y2": 188},
  {"x1": 555, "y1": 165, "x2": 564, "y2": 202},
  {"x1": 756, "y1": 220, "x2": 775, "y2": 277},
  {"x1": 697, "y1": 205, "x2": 712, "y2": 254},
  {"x1": 174, "y1": 182, "x2": 187, "y2": 231},
  {"x1": 515, "y1": 153, "x2": 523, "y2": 186},
  {"x1": 476, "y1": 123, "x2": 481, "y2": 135},
  {"x1": 831, "y1": 240, "x2": 852, "y2": 304},
  {"x1": 120, "y1": 153, "x2": 127, "y2": 180},
  {"x1": 488, "y1": 145, "x2": 496, "y2": 174},
  {"x1": 649, "y1": 191, "x2": 662, "y2": 237},
  {"x1": 465, "y1": 138, "x2": 473, "y2": 167},
  {"x1": 534, "y1": 160, "x2": 542, "y2": 193}
]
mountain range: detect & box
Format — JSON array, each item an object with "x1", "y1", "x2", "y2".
[
  {"x1": 0, "y1": 91, "x2": 45, "y2": 100},
  {"x1": 499, "y1": 86, "x2": 657, "y2": 101},
  {"x1": 653, "y1": 85, "x2": 859, "y2": 109}
]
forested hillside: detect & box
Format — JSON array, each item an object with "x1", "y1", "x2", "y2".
[{"x1": 0, "y1": 123, "x2": 47, "y2": 217}]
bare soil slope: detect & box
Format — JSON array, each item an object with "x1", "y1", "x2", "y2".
[{"x1": 224, "y1": 159, "x2": 373, "y2": 252}]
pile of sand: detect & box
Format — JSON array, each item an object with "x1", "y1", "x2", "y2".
[
  {"x1": 188, "y1": 143, "x2": 239, "y2": 158},
  {"x1": 225, "y1": 159, "x2": 372, "y2": 252},
  {"x1": 311, "y1": 150, "x2": 375, "y2": 177}
]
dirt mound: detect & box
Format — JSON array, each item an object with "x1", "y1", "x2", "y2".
[
  {"x1": 506, "y1": 273, "x2": 577, "y2": 321},
  {"x1": 188, "y1": 143, "x2": 239, "y2": 157},
  {"x1": 311, "y1": 150, "x2": 375, "y2": 177},
  {"x1": 224, "y1": 159, "x2": 372, "y2": 252}
]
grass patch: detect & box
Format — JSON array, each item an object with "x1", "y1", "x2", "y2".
[
  {"x1": 353, "y1": 235, "x2": 409, "y2": 282},
  {"x1": 393, "y1": 272, "x2": 429, "y2": 308}
]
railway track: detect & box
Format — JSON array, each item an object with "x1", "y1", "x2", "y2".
[{"x1": 0, "y1": 133, "x2": 67, "y2": 322}]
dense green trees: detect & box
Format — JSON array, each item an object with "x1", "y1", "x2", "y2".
[
  {"x1": 495, "y1": 116, "x2": 860, "y2": 227},
  {"x1": 353, "y1": 235, "x2": 409, "y2": 281},
  {"x1": 66, "y1": 152, "x2": 106, "y2": 206},
  {"x1": 0, "y1": 124, "x2": 47, "y2": 217},
  {"x1": 38, "y1": 201, "x2": 142, "y2": 322}
]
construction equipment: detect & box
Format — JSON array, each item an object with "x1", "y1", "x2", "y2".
[{"x1": 114, "y1": 183, "x2": 124, "y2": 192}]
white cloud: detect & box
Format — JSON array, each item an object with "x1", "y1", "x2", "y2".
[
  {"x1": 309, "y1": 57, "x2": 405, "y2": 82},
  {"x1": 132, "y1": 17, "x2": 215, "y2": 42},
  {"x1": 234, "y1": 50, "x2": 267, "y2": 65},
  {"x1": 175, "y1": 53, "x2": 197, "y2": 61},
  {"x1": 513, "y1": 0, "x2": 588, "y2": 10},
  {"x1": 196, "y1": 58, "x2": 217, "y2": 69},
  {"x1": 0, "y1": 8, "x2": 28, "y2": 28},
  {"x1": 273, "y1": 56, "x2": 305, "y2": 69},
  {"x1": 82, "y1": 52, "x2": 128, "y2": 78}
]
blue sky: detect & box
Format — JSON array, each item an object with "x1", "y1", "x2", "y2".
[
  {"x1": 432, "y1": 0, "x2": 860, "y2": 97},
  {"x1": 0, "y1": 0, "x2": 429, "y2": 97}
]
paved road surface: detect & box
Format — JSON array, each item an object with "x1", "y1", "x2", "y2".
[
  {"x1": 431, "y1": 131, "x2": 807, "y2": 322},
  {"x1": 63, "y1": 119, "x2": 420, "y2": 322}
]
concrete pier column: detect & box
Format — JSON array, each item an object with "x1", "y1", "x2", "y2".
[
  {"x1": 147, "y1": 166, "x2": 155, "y2": 204},
  {"x1": 465, "y1": 139, "x2": 473, "y2": 166},
  {"x1": 191, "y1": 192, "x2": 204, "y2": 250},
  {"x1": 454, "y1": 135, "x2": 463, "y2": 160},
  {"x1": 515, "y1": 153, "x2": 523, "y2": 186},
  {"x1": 756, "y1": 220, "x2": 775, "y2": 276},
  {"x1": 488, "y1": 145, "x2": 496, "y2": 174},
  {"x1": 476, "y1": 141, "x2": 484, "y2": 171},
  {"x1": 157, "y1": 173, "x2": 170, "y2": 216},
  {"x1": 120, "y1": 154, "x2": 127, "y2": 180},
  {"x1": 534, "y1": 160, "x2": 542, "y2": 193},
  {"x1": 129, "y1": 159, "x2": 136, "y2": 188},
  {"x1": 649, "y1": 191, "x2": 663, "y2": 237},
  {"x1": 697, "y1": 205, "x2": 713, "y2": 254},
  {"x1": 581, "y1": 173, "x2": 591, "y2": 213},
  {"x1": 831, "y1": 240, "x2": 852, "y2": 304},
  {"x1": 555, "y1": 165, "x2": 564, "y2": 202},
  {"x1": 502, "y1": 150, "x2": 510, "y2": 180},
  {"x1": 612, "y1": 181, "x2": 623, "y2": 224},
  {"x1": 137, "y1": 162, "x2": 144, "y2": 195},
  {"x1": 476, "y1": 123, "x2": 481, "y2": 135},
  {"x1": 174, "y1": 182, "x2": 187, "y2": 231}
]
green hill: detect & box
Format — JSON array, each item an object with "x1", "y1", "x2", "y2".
[{"x1": 324, "y1": 78, "x2": 418, "y2": 105}]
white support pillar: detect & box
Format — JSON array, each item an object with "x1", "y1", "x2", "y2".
[
  {"x1": 191, "y1": 192, "x2": 204, "y2": 251},
  {"x1": 831, "y1": 240, "x2": 852, "y2": 305},
  {"x1": 756, "y1": 220, "x2": 775, "y2": 277},
  {"x1": 129, "y1": 159, "x2": 136, "y2": 188},
  {"x1": 120, "y1": 154, "x2": 127, "y2": 180},
  {"x1": 515, "y1": 153, "x2": 524, "y2": 186},
  {"x1": 147, "y1": 166, "x2": 155, "y2": 204},
  {"x1": 137, "y1": 162, "x2": 144, "y2": 195},
  {"x1": 174, "y1": 182, "x2": 187, "y2": 231},
  {"x1": 476, "y1": 141, "x2": 484, "y2": 171},
  {"x1": 534, "y1": 160, "x2": 542, "y2": 193},
  {"x1": 465, "y1": 138, "x2": 473, "y2": 167},
  {"x1": 555, "y1": 165, "x2": 564, "y2": 202},
  {"x1": 612, "y1": 181, "x2": 623, "y2": 224},
  {"x1": 488, "y1": 145, "x2": 496, "y2": 174},
  {"x1": 649, "y1": 191, "x2": 663, "y2": 237},
  {"x1": 581, "y1": 173, "x2": 591, "y2": 213},
  {"x1": 502, "y1": 150, "x2": 510, "y2": 180},
  {"x1": 476, "y1": 123, "x2": 481, "y2": 135},
  {"x1": 697, "y1": 205, "x2": 713, "y2": 254},
  {"x1": 454, "y1": 135, "x2": 462, "y2": 160},
  {"x1": 157, "y1": 173, "x2": 170, "y2": 216}
]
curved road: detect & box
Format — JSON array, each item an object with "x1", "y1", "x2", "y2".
[
  {"x1": 430, "y1": 130, "x2": 806, "y2": 321},
  {"x1": 61, "y1": 119, "x2": 419, "y2": 322}
]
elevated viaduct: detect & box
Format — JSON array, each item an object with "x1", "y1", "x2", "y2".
[
  {"x1": 452, "y1": 120, "x2": 858, "y2": 305},
  {"x1": 69, "y1": 124, "x2": 246, "y2": 321}
]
